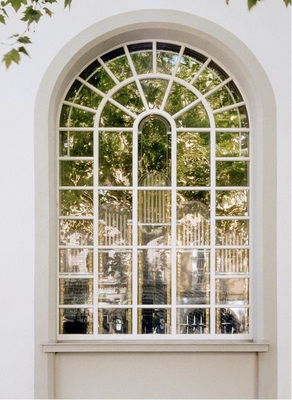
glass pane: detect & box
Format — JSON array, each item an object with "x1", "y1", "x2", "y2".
[
  {"x1": 60, "y1": 105, "x2": 95, "y2": 128},
  {"x1": 216, "y1": 248, "x2": 249, "y2": 274},
  {"x1": 216, "y1": 161, "x2": 249, "y2": 186},
  {"x1": 175, "y1": 102, "x2": 210, "y2": 128},
  {"x1": 177, "y1": 308, "x2": 209, "y2": 334},
  {"x1": 157, "y1": 50, "x2": 179, "y2": 75},
  {"x1": 176, "y1": 250, "x2": 210, "y2": 305},
  {"x1": 59, "y1": 219, "x2": 93, "y2": 246},
  {"x1": 216, "y1": 307, "x2": 249, "y2": 334},
  {"x1": 140, "y1": 79, "x2": 168, "y2": 109},
  {"x1": 131, "y1": 50, "x2": 153, "y2": 75},
  {"x1": 59, "y1": 278, "x2": 93, "y2": 305},
  {"x1": 60, "y1": 190, "x2": 93, "y2": 216},
  {"x1": 59, "y1": 248, "x2": 93, "y2": 273},
  {"x1": 214, "y1": 106, "x2": 249, "y2": 129},
  {"x1": 106, "y1": 55, "x2": 133, "y2": 81},
  {"x1": 208, "y1": 85, "x2": 236, "y2": 110},
  {"x1": 216, "y1": 190, "x2": 249, "y2": 216},
  {"x1": 177, "y1": 132, "x2": 210, "y2": 186},
  {"x1": 99, "y1": 193, "x2": 132, "y2": 246},
  {"x1": 193, "y1": 67, "x2": 222, "y2": 94},
  {"x1": 98, "y1": 309, "x2": 132, "y2": 334},
  {"x1": 216, "y1": 131, "x2": 249, "y2": 157},
  {"x1": 98, "y1": 249, "x2": 132, "y2": 305},
  {"x1": 99, "y1": 102, "x2": 134, "y2": 127},
  {"x1": 65, "y1": 80, "x2": 102, "y2": 109},
  {"x1": 99, "y1": 131, "x2": 132, "y2": 186},
  {"x1": 59, "y1": 308, "x2": 93, "y2": 334},
  {"x1": 216, "y1": 219, "x2": 249, "y2": 246},
  {"x1": 59, "y1": 160, "x2": 93, "y2": 187},
  {"x1": 177, "y1": 196, "x2": 210, "y2": 246},
  {"x1": 81, "y1": 65, "x2": 115, "y2": 93},
  {"x1": 176, "y1": 54, "x2": 203, "y2": 83},
  {"x1": 216, "y1": 278, "x2": 249, "y2": 305},
  {"x1": 164, "y1": 83, "x2": 197, "y2": 115},
  {"x1": 138, "y1": 116, "x2": 171, "y2": 179},
  {"x1": 138, "y1": 249, "x2": 171, "y2": 305},
  {"x1": 113, "y1": 83, "x2": 144, "y2": 114},
  {"x1": 138, "y1": 308, "x2": 171, "y2": 334},
  {"x1": 59, "y1": 131, "x2": 93, "y2": 157}
]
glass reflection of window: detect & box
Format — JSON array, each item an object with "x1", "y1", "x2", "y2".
[{"x1": 58, "y1": 40, "x2": 250, "y2": 338}]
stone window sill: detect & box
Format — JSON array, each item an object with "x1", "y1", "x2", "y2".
[{"x1": 43, "y1": 340, "x2": 269, "y2": 353}]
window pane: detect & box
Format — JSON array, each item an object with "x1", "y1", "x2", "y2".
[
  {"x1": 59, "y1": 131, "x2": 93, "y2": 157},
  {"x1": 59, "y1": 248, "x2": 93, "y2": 273},
  {"x1": 60, "y1": 190, "x2": 93, "y2": 216},
  {"x1": 216, "y1": 307, "x2": 249, "y2": 334},
  {"x1": 216, "y1": 220, "x2": 249, "y2": 246},
  {"x1": 177, "y1": 308, "x2": 210, "y2": 334},
  {"x1": 99, "y1": 193, "x2": 132, "y2": 246},
  {"x1": 98, "y1": 309, "x2": 132, "y2": 334},
  {"x1": 138, "y1": 249, "x2": 171, "y2": 305},
  {"x1": 177, "y1": 132, "x2": 210, "y2": 186},
  {"x1": 157, "y1": 50, "x2": 179, "y2": 75},
  {"x1": 140, "y1": 79, "x2": 169, "y2": 109},
  {"x1": 99, "y1": 131, "x2": 132, "y2": 186},
  {"x1": 177, "y1": 195, "x2": 210, "y2": 246},
  {"x1": 216, "y1": 190, "x2": 249, "y2": 216},
  {"x1": 99, "y1": 102, "x2": 134, "y2": 127},
  {"x1": 65, "y1": 80, "x2": 102, "y2": 109},
  {"x1": 138, "y1": 189, "x2": 171, "y2": 246},
  {"x1": 138, "y1": 308, "x2": 171, "y2": 334},
  {"x1": 216, "y1": 131, "x2": 249, "y2": 157},
  {"x1": 98, "y1": 249, "x2": 132, "y2": 305},
  {"x1": 164, "y1": 83, "x2": 197, "y2": 115},
  {"x1": 138, "y1": 116, "x2": 171, "y2": 180},
  {"x1": 106, "y1": 55, "x2": 133, "y2": 81},
  {"x1": 131, "y1": 49, "x2": 153, "y2": 75},
  {"x1": 175, "y1": 102, "x2": 210, "y2": 128},
  {"x1": 214, "y1": 106, "x2": 249, "y2": 128},
  {"x1": 59, "y1": 219, "x2": 93, "y2": 246},
  {"x1": 60, "y1": 105, "x2": 95, "y2": 128},
  {"x1": 216, "y1": 278, "x2": 249, "y2": 305},
  {"x1": 59, "y1": 278, "x2": 93, "y2": 305},
  {"x1": 59, "y1": 160, "x2": 93, "y2": 187},
  {"x1": 59, "y1": 308, "x2": 93, "y2": 334},
  {"x1": 216, "y1": 249, "x2": 249, "y2": 274},
  {"x1": 216, "y1": 161, "x2": 249, "y2": 186},
  {"x1": 113, "y1": 83, "x2": 144, "y2": 114},
  {"x1": 176, "y1": 250, "x2": 210, "y2": 305}
]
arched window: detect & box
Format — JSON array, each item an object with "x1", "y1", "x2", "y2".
[{"x1": 58, "y1": 40, "x2": 250, "y2": 338}]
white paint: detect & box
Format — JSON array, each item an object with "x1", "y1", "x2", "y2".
[{"x1": 0, "y1": 1, "x2": 290, "y2": 398}]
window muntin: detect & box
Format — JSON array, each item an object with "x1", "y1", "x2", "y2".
[{"x1": 58, "y1": 40, "x2": 250, "y2": 339}]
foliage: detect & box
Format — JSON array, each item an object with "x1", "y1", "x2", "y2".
[
  {"x1": 0, "y1": 0, "x2": 71, "y2": 67},
  {"x1": 1, "y1": 0, "x2": 291, "y2": 67},
  {"x1": 227, "y1": 0, "x2": 291, "y2": 9}
]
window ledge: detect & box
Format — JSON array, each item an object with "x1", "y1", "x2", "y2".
[{"x1": 42, "y1": 340, "x2": 269, "y2": 353}]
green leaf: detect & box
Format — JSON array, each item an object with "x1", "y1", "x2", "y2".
[
  {"x1": 283, "y1": 0, "x2": 291, "y2": 6},
  {"x1": 18, "y1": 45, "x2": 29, "y2": 56},
  {"x1": 8, "y1": 0, "x2": 27, "y2": 12},
  {"x1": 43, "y1": 6, "x2": 53, "y2": 17},
  {"x1": 64, "y1": 0, "x2": 72, "y2": 9},
  {"x1": 248, "y1": 0, "x2": 258, "y2": 10},
  {"x1": 0, "y1": 14, "x2": 6, "y2": 23},
  {"x1": 21, "y1": 5, "x2": 42, "y2": 24},
  {"x1": 2, "y1": 48, "x2": 20, "y2": 68},
  {"x1": 17, "y1": 35, "x2": 31, "y2": 44}
]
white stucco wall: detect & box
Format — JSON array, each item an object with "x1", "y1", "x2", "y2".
[{"x1": 0, "y1": 1, "x2": 290, "y2": 398}]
